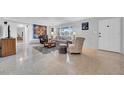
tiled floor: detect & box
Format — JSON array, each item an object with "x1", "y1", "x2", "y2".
[{"x1": 0, "y1": 44, "x2": 124, "y2": 75}]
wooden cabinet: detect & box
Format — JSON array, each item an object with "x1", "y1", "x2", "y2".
[{"x1": 0, "y1": 38, "x2": 16, "y2": 57}]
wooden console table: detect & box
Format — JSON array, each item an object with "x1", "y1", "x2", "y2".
[{"x1": 0, "y1": 38, "x2": 16, "y2": 57}]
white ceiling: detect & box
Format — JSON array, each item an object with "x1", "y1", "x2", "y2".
[{"x1": 4, "y1": 17, "x2": 89, "y2": 26}]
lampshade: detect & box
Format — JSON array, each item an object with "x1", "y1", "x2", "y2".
[
  {"x1": 73, "y1": 32, "x2": 76, "y2": 35},
  {"x1": 51, "y1": 32, "x2": 54, "y2": 35}
]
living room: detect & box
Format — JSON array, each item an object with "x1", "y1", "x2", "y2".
[
  {"x1": 0, "y1": 17, "x2": 124, "y2": 75},
  {"x1": 1, "y1": 0, "x2": 124, "y2": 92}
]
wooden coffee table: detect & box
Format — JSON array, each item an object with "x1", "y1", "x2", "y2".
[{"x1": 44, "y1": 42, "x2": 56, "y2": 48}]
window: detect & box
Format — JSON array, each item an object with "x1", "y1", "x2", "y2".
[{"x1": 58, "y1": 27, "x2": 73, "y2": 36}]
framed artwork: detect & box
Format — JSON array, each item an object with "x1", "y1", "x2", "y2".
[
  {"x1": 33, "y1": 24, "x2": 47, "y2": 39},
  {"x1": 82, "y1": 22, "x2": 89, "y2": 30}
]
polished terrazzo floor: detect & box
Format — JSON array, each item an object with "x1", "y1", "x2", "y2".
[{"x1": 0, "y1": 44, "x2": 124, "y2": 75}]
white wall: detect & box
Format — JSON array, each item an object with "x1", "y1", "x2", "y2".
[
  {"x1": 0, "y1": 18, "x2": 46, "y2": 44},
  {"x1": 0, "y1": 19, "x2": 19, "y2": 38},
  {"x1": 121, "y1": 18, "x2": 124, "y2": 54},
  {"x1": 0, "y1": 18, "x2": 30, "y2": 44},
  {"x1": 56, "y1": 17, "x2": 123, "y2": 54},
  {"x1": 1, "y1": 17, "x2": 124, "y2": 54},
  {"x1": 56, "y1": 18, "x2": 99, "y2": 48}
]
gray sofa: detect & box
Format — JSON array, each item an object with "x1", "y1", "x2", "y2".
[{"x1": 54, "y1": 35, "x2": 72, "y2": 46}]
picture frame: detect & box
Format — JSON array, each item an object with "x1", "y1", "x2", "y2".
[
  {"x1": 82, "y1": 22, "x2": 89, "y2": 30},
  {"x1": 33, "y1": 24, "x2": 47, "y2": 39}
]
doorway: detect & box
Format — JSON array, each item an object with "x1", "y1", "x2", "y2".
[
  {"x1": 17, "y1": 26, "x2": 25, "y2": 44},
  {"x1": 98, "y1": 18, "x2": 121, "y2": 52}
]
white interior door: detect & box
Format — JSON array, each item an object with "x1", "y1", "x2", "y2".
[{"x1": 98, "y1": 18, "x2": 121, "y2": 52}]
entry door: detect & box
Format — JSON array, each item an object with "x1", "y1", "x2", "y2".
[{"x1": 98, "y1": 18, "x2": 120, "y2": 52}]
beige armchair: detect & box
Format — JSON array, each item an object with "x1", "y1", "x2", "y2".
[{"x1": 68, "y1": 37, "x2": 85, "y2": 54}]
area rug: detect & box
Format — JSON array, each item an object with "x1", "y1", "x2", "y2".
[{"x1": 33, "y1": 46, "x2": 58, "y2": 54}]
